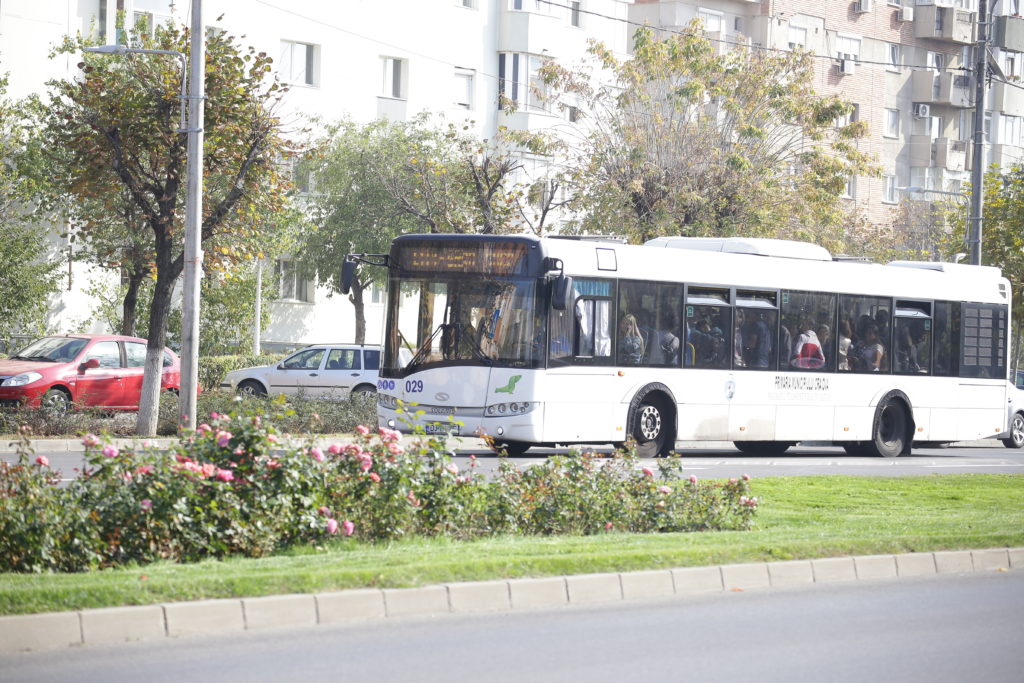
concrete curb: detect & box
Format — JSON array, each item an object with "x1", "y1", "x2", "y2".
[{"x1": 1, "y1": 547, "x2": 1020, "y2": 654}]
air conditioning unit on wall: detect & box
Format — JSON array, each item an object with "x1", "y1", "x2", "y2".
[
  {"x1": 839, "y1": 57, "x2": 856, "y2": 75},
  {"x1": 899, "y1": 6, "x2": 914, "y2": 22},
  {"x1": 913, "y1": 103, "x2": 931, "y2": 118}
]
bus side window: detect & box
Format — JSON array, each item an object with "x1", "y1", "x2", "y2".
[
  {"x1": 932, "y1": 301, "x2": 959, "y2": 377},
  {"x1": 684, "y1": 286, "x2": 731, "y2": 370},
  {"x1": 839, "y1": 295, "x2": 892, "y2": 373}
]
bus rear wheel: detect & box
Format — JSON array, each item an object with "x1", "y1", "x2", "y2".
[
  {"x1": 633, "y1": 399, "x2": 671, "y2": 458},
  {"x1": 734, "y1": 441, "x2": 792, "y2": 456},
  {"x1": 863, "y1": 398, "x2": 910, "y2": 458}
]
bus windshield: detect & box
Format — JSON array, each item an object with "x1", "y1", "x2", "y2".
[{"x1": 383, "y1": 275, "x2": 544, "y2": 374}]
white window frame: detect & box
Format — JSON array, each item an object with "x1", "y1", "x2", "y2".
[
  {"x1": 883, "y1": 174, "x2": 898, "y2": 204},
  {"x1": 277, "y1": 259, "x2": 314, "y2": 304},
  {"x1": 788, "y1": 23, "x2": 808, "y2": 49},
  {"x1": 835, "y1": 34, "x2": 862, "y2": 60},
  {"x1": 926, "y1": 51, "x2": 946, "y2": 72},
  {"x1": 280, "y1": 40, "x2": 318, "y2": 87},
  {"x1": 697, "y1": 7, "x2": 724, "y2": 33},
  {"x1": 498, "y1": 52, "x2": 549, "y2": 113},
  {"x1": 458, "y1": 0, "x2": 476, "y2": 8},
  {"x1": 570, "y1": 1, "x2": 583, "y2": 27},
  {"x1": 884, "y1": 108, "x2": 901, "y2": 138},
  {"x1": 454, "y1": 68, "x2": 475, "y2": 110},
  {"x1": 842, "y1": 175, "x2": 856, "y2": 200},
  {"x1": 887, "y1": 43, "x2": 902, "y2": 71},
  {"x1": 382, "y1": 56, "x2": 408, "y2": 100}
]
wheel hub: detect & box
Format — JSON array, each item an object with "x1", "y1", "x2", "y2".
[{"x1": 639, "y1": 405, "x2": 661, "y2": 441}]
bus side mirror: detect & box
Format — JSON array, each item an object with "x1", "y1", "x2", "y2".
[
  {"x1": 551, "y1": 274, "x2": 573, "y2": 311},
  {"x1": 340, "y1": 259, "x2": 357, "y2": 295}
]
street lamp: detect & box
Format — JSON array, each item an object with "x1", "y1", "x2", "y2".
[{"x1": 83, "y1": 0, "x2": 204, "y2": 431}]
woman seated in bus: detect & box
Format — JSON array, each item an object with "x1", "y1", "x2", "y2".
[
  {"x1": 646, "y1": 310, "x2": 681, "y2": 366},
  {"x1": 852, "y1": 323, "x2": 884, "y2": 372},
  {"x1": 618, "y1": 313, "x2": 646, "y2": 364},
  {"x1": 790, "y1": 317, "x2": 826, "y2": 369}
]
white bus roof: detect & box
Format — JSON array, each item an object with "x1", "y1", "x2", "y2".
[{"x1": 644, "y1": 236, "x2": 833, "y2": 261}]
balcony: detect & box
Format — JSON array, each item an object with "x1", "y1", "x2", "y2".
[
  {"x1": 909, "y1": 135, "x2": 934, "y2": 167},
  {"x1": 988, "y1": 143, "x2": 1024, "y2": 169},
  {"x1": 914, "y1": 6, "x2": 975, "y2": 44},
  {"x1": 934, "y1": 137, "x2": 968, "y2": 171},
  {"x1": 911, "y1": 70, "x2": 973, "y2": 108},
  {"x1": 991, "y1": 81, "x2": 1024, "y2": 117},
  {"x1": 992, "y1": 15, "x2": 1024, "y2": 52}
]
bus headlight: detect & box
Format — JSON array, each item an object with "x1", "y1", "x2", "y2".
[
  {"x1": 377, "y1": 393, "x2": 399, "y2": 410},
  {"x1": 485, "y1": 401, "x2": 537, "y2": 417}
]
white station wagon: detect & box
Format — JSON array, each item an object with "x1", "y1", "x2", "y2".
[{"x1": 221, "y1": 344, "x2": 380, "y2": 399}]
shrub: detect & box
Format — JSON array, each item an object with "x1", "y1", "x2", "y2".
[
  {"x1": 198, "y1": 353, "x2": 284, "y2": 393},
  {"x1": 0, "y1": 407, "x2": 759, "y2": 573}
]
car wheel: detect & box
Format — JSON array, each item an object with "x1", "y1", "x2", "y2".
[
  {"x1": 1002, "y1": 412, "x2": 1024, "y2": 449},
  {"x1": 41, "y1": 388, "x2": 72, "y2": 415},
  {"x1": 237, "y1": 380, "x2": 267, "y2": 398},
  {"x1": 862, "y1": 397, "x2": 910, "y2": 458},
  {"x1": 352, "y1": 384, "x2": 377, "y2": 396}
]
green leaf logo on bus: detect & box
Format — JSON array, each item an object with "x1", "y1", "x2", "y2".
[{"x1": 495, "y1": 375, "x2": 522, "y2": 394}]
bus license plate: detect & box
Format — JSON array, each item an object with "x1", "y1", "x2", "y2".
[{"x1": 425, "y1": 422, "x2": 459, "y2": 436}]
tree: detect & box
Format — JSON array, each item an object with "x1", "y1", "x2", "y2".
[
  {"x1": 0, "y1": 78, "x2": 63, "y2": 341},
  {"x1": 300, "y1": 115, "x2": 562, "y2": 342},
  {"x1": 943, "y1": 167, "x2": 1024, "y2": 369},
  {"x1": 36, "y1": 21, "x2": 296, "y2": 434},
  {"x1": 540, "y1": 26, "x2": 877, "y2": 246}
]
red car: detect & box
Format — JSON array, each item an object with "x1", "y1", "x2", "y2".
[{"x1": 0, "y1": 334, "x2": 181, "y2": 412}]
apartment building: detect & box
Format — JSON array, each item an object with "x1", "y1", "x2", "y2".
[
  {"x1": 0, "y1": 0, "x2": 631, "y2": 348},
  {"x1": 631, "y1": 0, "x2": 1023, "y2": 247}
]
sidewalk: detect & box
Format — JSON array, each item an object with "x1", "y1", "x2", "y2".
[{"x1": 0, "y1": 547, "x2": 1020, "y2": 654}]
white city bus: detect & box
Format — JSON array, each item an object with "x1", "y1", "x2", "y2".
[{"x1": 344, "y1": 234, "x2": 1015, "y2": 457}]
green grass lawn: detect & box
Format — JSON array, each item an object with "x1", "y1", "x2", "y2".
[{"x1": 1, "y1": 474, "x2": 1021, "y2": 616}]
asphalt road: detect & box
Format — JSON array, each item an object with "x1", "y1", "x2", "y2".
[
  {"x1": 2, "y1": 571, "x2": 1021, "y2": 683},
  {"x1": 8, "y1": 443, "x2": 1024, "y2": 481}
]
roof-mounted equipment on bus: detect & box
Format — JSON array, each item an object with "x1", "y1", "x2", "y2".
[
  {"x1": 340, "y1": 253, "x2": 389, "y2": 295},
  {"x1": 644, "y1": 236, "x2": 832, "y2": 261}
]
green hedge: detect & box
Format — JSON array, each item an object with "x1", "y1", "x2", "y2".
[{"x1": 198, "y1": 353, "x2": 284, "y2": 393}]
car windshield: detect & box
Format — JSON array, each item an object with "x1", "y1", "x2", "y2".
[
  {"x1": 383, "y1": 275, "x2": 543, "y2": 374},
  {"x1": 10, "y1": 337, "x2": 88, "y2": 363}
]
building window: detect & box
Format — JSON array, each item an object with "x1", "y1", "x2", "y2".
[
  {"x1": 887, "y1": 43, "x2": 902, "y2": 71},
  {"x1": 1002, "y1": 114, "x2": 1023, "y2": 146},
  {"x1": 498, "y1": 52, "x2": 549, "y2": 112},
  {"x1": 883, "y1": 174, "x2": 897, "y2": 204},
  {"x1": 131, "y1": 1, "x2": 173, "y2": 41},
  {"x1": 277, "y1": 259, "x2": 313, "y2": 303},
  {"x1": 382, "y1": 56, "x2": 408, "y2": 99},
  {"x1": 788, "y1": 23, "x2": 808, "y2": 48},
  {"x1": 280, "y1": 41, "x2": 318, "y2": 86},
  {"x1": 842, "y1": 176, "x2": 855, "y2": 200},
  {"x1": 697, "y1": 8, "x2": 724, "y2": 33},
  {"x1": 984, "y1": 111, "x2": 992, "y2": 143},
  {"x1": 458, "y1": 0, "x2": 476, "y2": 8},
  {"x1": 570, "y1": 1, "x2": 582, "y2": 27},
  {"x1": 884, "y1": 108, "x2": 900, "y2": 138},
  {"x1": 836, "y1": 104, "x2": 859, "y2": 128},
  {"x1": 926, "y1": 51, "x2": 946, "y2": 72},
  {"x1": 568, "y1": 105, "x2": 581, "y2": 123},
  {"x1": 454, "y1": 68, "x2": 474, "y2": 110},
  {"x1": 835, "y1": 34, "x2": 861, "y2": 60},
  {"x1": 910, "y1": 166, "x2": 935, "y2": 192}
]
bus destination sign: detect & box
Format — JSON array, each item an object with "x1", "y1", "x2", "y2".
[{"x1": 400, "y1": 242, "x2": 529, "y2": 276}]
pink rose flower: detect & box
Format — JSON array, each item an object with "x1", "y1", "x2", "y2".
[
  {"x1": 216, "y1": 431, "x2": 232, "y2": 448},
  {"x1": 369, "y1": 472, "x2": 381, "y2": 483},
  {"x1": 216, "y1": 468, "x2": 234, "y2": 482},
  {"x1": 342, "y1": 520, "x2": 354, "y2": 536},
  {"x1": 197, "y1": 423, "x2": 211, "y2": 433},
  {"x1": 82, "y1": 434, "x2": 101, "y2": 447},
  {"x1": 202, "y1": 463, "x2": 217, "y2": 479},
  {"x1": 136, "y1": 465, "x2": 154, "y2": 476},
  {"x1": 345, "y1": 444, "x2": 363, "y2": 457},
  {"x1": 388, "y1": 442, "x2": 404, "y2": 455},
  {"x1": 35, "y1": 455, "x2": 49, "y2": 467},
  {"x1": 328, "y1": 443, "x2": 343, "y2": 455},
  {"x1": 742, "y1": 473, "x2": 751, "y2": 481},
  {"x1": 642, "y1": 467, "x2": 654, "y2": 478},
  {"x1": 318, "y1": 506, "x2": 330, "y2": 517},
  {"x1": 140, "y1": 499, "x2": 153, "y2": 511},
  {"x1": 604, "y1": 522, "x2": 614, "y2": 531},
  {"x1": 267, "y1": 434, "x2": 278, "y2": 444},
  {"x1": 102, "y1": 445, "x2": 119, "y2": 458},
  {"x1": 355, "y1": 425, "x2": 370, "y2": 436},
  {"x1": 326, "y1": 518, "x2": 339, "y2": 534},
  {"x1": 658, "y1": 485, "x2": 672, "y2": 495},
  {"x1": 445, "y1": 462, "x2": 459, "y2": 475},
  {"x1": 310, "y1": 447, "x2": 325, "y2": 462},
  {"x1": 358, "y1": 454, "x2": 373, "y2": 472},
  {"x1": 689, "y1": 474, "x2": 698, "y2": 484}
]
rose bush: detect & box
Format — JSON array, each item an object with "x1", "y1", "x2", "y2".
[{"x1": 0, "y1": 404, "x2": 759, "y2": 573}]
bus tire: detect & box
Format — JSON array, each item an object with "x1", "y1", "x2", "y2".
[
  {"x1": 842, "y1": 443, "x2": 867, "y2": 456},
  {"x1": 1002, "y1": 412, "x2": 1024, "y2": 449},
  {"x1": 494, "y1": 440, "x2": 531, "y2": 457},
  {"x1": 734, "y1": 441, "x2": 792, "y2": 456},
  {"x1": 633, "y1": 399, "x2": 671, "y2": 458},
  {"x1": 864, "y1": 396, "x2": 911, "y2": 458}
]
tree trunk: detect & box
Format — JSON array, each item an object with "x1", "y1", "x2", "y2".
[
  {"x1": 136, "y1": 272, "x2": 176, "y2": 436},
  {"x1": 349, "y1": 277, "x2": 367, "y2": 345},
  {"x1": 120, "y1": 269, "x2": 146, "y2": 336}
]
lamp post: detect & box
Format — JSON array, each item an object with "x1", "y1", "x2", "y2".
[{"x1": 83, "y1": 0, "x2": 204, "y2": 430}]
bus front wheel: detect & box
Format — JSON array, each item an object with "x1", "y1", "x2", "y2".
[
  {"x1": 863, "y1": 397, "x2": 911, "y2": 458},
  {"x1": 633, "y1": 399, "x2": 671, "y2": 458}
]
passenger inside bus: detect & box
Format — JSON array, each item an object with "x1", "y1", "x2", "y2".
[
  {"x1": 790, "y1": 317, "x2": 826, "y2": 369},
  {"x1": 851, "y1": 323, "x2": 885, "y2": 372},
  {"x1": 645, "y1": 310, "x2": 681, "y2": 366},
  {"x1": 618, "y1": 313, "x2": 646, "y2": 364}
]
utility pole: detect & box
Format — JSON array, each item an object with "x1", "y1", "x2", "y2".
[
  {"x1": 179, "y1": 0, "x2": 204, "y2": 429},
  {"x1": 969, "y1": 0, "x2": 989, "y2": 266}
]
